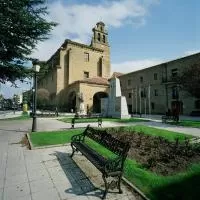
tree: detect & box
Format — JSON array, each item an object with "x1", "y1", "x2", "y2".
[
  {"x1": 37, "y1": 88, "x2": 50, "y2": 109},
  {"x1": 177, "y1": 63, "x2": 200, "y2": 99},
  {"x1": 0, "y1": 0, "x2": 56, "y2": 83}
]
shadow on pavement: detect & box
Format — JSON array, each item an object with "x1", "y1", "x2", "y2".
[{"x1": 55, "y1": 151, "x2": 103, "y2": 198}]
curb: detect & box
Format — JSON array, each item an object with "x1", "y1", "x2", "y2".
[
  {"x1": 122, "y1": 177, "x2": 149, "y2": 200},
  {"x1": 26, "y1": 133, "x2": 70, "y2": 150}
]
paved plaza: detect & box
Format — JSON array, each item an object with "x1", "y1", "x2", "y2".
[
  {"x1": 0, "y1": 120, "x2": 137, "y2": 200},
  {"x1": 0, "y1": 116, "x2": 199, "y2": 200}
]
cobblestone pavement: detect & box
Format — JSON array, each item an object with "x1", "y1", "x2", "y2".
[{"x1": 0, "y1": 120, "x2": 137, "y2": 200}]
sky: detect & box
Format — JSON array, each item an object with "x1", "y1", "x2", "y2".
[{"x1": 1, "y1": 0, "x2": 199, "y2": 98}]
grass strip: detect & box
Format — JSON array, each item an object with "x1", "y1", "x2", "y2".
[
  {"x1": 169, "y1": 120, "x2": 200, "y2": 128},
  {"x1": 59, "y1": 117, "x2": 149, "y2": 123},
  {"x1": 0, "y1": 114, "x2": 31, "y2": 120},
  {"x1": 114, "y1": 125, "x2": 193, "y2": 142}
]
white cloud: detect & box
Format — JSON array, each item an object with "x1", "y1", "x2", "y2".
[
  {"x1": 112, "y1": 58, "x2": 163, "y2": 73},
  {"x1": 31, "y1": 0, "x2": 159, "y2": 60},
  {"x1": 184, "y1": 50, "x2": 200, "y2": 56}
]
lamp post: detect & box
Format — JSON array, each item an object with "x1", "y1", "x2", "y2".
[{"x1": 32, "y1": 62, "x2": 40, "y2": 132}]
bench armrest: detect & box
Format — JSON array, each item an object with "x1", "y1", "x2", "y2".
[
  {"x1": 104, "y1": 157, "x2": 123, "y2": 173},
  {"x1": 71, "y1": 134, "x2": 85, "y2": 142}
]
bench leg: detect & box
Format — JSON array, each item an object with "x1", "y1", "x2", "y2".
[
  {"x1": 102, "y1": 174, "x2": 108, "y2": 199},
  {"x1": 117, "y1": 174, "x2": 123, "y2": 194},
  {"x1": 70, "y1": 144, "x2": 76, "y2": 158},
  {"x1": 98, "y1": 123, "x2": 102, "y2": 128}
]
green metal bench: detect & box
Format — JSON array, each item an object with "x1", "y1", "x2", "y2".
[{"x1": 70, "y1": 125, "x2": 130, "y2": 199}]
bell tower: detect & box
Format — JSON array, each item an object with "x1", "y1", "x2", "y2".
[
  {"x1": 91, "y1": 22, "x2": 110, "y2": 78},
  {"x1": 91, "y1": 22, "x2": 109, "y2": 50}
]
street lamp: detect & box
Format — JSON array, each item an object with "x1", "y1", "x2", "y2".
[{"x1": 32, "y1": 62, "x2": 40, "y2": 132}]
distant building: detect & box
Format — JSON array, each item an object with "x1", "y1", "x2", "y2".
[
  {"x1": 119, "y1": 53, "x2": 200, "y2": 115},
  {"x1": 38, "y1": 22, "x2": 110, "y2": 112}
]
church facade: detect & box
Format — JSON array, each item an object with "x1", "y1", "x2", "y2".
[{"x1": 38, "y1": 22, "x2": 110, "y2": 112}]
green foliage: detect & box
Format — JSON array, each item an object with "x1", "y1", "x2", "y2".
[
  {"x1": 0, "y1": 0, "x2": 57, "y2": 83},
  {"x1": 37, "y1": 88, "x2": 50, "y2": 108}
]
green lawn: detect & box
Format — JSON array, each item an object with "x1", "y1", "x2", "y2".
[
  {"x1": 0, "y1": 114, "x2": 31, "y2": 120},
  {"x1": 29, "y1": 125, "x2": 199, "y2": 200},
  {"x1": 114, "y1": 125, "x2": 193, "y2": 142},
  {"x1": 59, "y1": 117, "x2": 149, "y2": 123},
  {"x1": 169, "y1": 120, "x2": 200, "y2": 128},
  {"x1": 30, "y1": 128, "x2": 84, "y2": 147}
]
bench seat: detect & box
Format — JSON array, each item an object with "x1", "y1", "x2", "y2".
[{"x1": 72, "y1": 141, "x2": 107, "y2": 172}]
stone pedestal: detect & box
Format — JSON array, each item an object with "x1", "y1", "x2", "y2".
[{"x1": 101, "y1": 77, "x2": 130, "y2": 119}]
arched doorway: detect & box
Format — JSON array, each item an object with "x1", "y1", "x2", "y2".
[
  {"x1": 68, "y1": 91, "x2": 76, "y2": 112},
  {"x1": 93, "y1": 92, "x2": 108, "y2": 113}
]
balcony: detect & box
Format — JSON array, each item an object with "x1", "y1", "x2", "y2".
[{"x1": 162, "y1": 76, "x2": 178, "y2": 84}]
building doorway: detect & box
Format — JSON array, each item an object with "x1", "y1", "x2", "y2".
[
  {"x1": 68, "y1": 91, "x2": 76, "y2": 112},
  {"x1": 93, "y1": 92, "x2": 108, "y2": 113}
]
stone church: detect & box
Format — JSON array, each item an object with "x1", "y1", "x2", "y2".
[{"x1": 38, "y1": 22, "x2": 111, "y2": 112}]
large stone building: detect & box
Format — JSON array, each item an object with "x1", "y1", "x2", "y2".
[
  {"x1": 39, "y1": 21, "x2": 200, "y2": 115},
  {"x1": 38, "y1": 22, "x2": 110, "y2": 112},
  {"x1": 119, "y1": 53, "x2": 200, "y2": 115}
]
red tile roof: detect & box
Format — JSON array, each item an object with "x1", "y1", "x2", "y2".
[{"x1": 71, "y1": 77, "x2": 109, "y2": 86}]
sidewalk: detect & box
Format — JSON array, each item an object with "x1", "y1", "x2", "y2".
[{"x1": 0, "y1": 120, "x2": 137, "y2": 200}]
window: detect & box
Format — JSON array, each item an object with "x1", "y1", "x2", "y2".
[
  {"x1": 154, "y1": 73, "x2": 158, "y2": 80},
  {"x1": 172, "y1": 87, "x2": 179, "y2": 99},
  {"x1": 128, "y1": 93, "x2": 132, "y2": 98},
  {"x1": 128, "y1": 79, "x2": 131, "y2": 86},
  {"x1": 128, "y1": 105, "x2": 132, "y2": 114},
  {"x1": 98, "y1": 33, "x2": 101, "y2": 41},
  {"x1": 151, "y1": 102, "x2": 155, "y2": 110},
  {"x1": 84, "y1": 71, "x2": 89, "y2": 79},
  {"x1": 97, "y1": 64, "x2": 102, "y2": 77},
  {"x1": 171, "y1": 68, "x2": 178, "y2": 77},
  {"x1": 141, "y1": 89, "x2": 146, "y2": 98},
  {"x1": 154, "y1": 89, "x2": 158, "y2": 96},
  {"x1": 84, "y1": 52, "x2": 89, "y2": 62},
  {"x1": 103, "y1": 35, "x2": 106, "y2": 43},
  {"x1": 140, "y1": 76, "x2": 143, "y2": 83},
  {"x1": 195, "y1": 100, "x2": 200, "y2": 109}
]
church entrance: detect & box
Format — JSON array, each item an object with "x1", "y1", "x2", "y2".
[
  {"x1": 93, "y1": 92, "x2": 108, "y2": 113},
  {"x1": 68, "y1": 91, "x2": 76, "y2": 112}
]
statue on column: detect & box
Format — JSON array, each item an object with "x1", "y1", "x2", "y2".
[{"x1": 77, "y1": 92, "x2": 86, "y2": 115}]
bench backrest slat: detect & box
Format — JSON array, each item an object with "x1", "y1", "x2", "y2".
[{"x1": 84, "y1": 126, "x2": 130, "y2": 157}]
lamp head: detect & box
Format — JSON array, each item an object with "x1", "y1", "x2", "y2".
[{"x1": 33, "y1": 65, "x2": 40, "y2": 72}]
